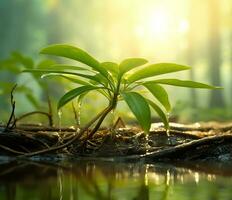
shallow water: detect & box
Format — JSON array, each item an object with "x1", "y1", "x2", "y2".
[{"x1": 0, "y1": 159, "x2": 232, "y2": 200}]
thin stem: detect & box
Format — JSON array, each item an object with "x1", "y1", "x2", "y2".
[
  {"x1": 86, "y1": 105, "x2": 114, "y2": 140},
  {"x1": 72, "y1": 102, "x2": 79, "y2": 127}
]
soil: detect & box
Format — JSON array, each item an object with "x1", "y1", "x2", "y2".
[{"x1": 0, "y1": 122, "x2": 232, "y2": 162}]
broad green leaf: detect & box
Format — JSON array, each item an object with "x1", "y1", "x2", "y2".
[
  {"x1": 40, "y1": 74, "x2": 90, "y2": 86},
  {"x1": 144, "y1": 79, "x2": 221, "y2": 89},
  {"x1": 147, "y1": 99, "x2": 169, "y2": 129},
  {"x1": 40, "y1": 44, "x2": 109, "y2": 78},
  {"x1": 122, "y1": 92, "x2": 151, "y2": 133},
  {"x1": 101, "y1": 62, "x2": 119, "y2": 76},
  {"x1": 38, "y1": 64, "x2": 90, "y2": 72},
  {"x1": 143, "y1": 83, "x2": 171, "y2": 112},
  {"x1": 126, "y1": 63, "x2": 190, "y2": 83},
  {"x1": 58, "y1": 85, "x2": 99, "y2": 109},
  {"x1": 89, "y1": 73, "x2": 109, "y2": 87},
  {"x1": 37, "y1": 59, "x2": 56, "y2": 68},
  {"x1": 119, "y1": 58, "x2": 148, "y2": 77},
  {"x1": 22, "y1": 69, "x2": 103, "y2": 85}
]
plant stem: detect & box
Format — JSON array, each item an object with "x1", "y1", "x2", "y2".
[
  {"x1": 86, "y1": 105, "x2": 114, "y2": 140},
  {"x1": 17, "y1": 78, "x2": 121, "y2": 157}
]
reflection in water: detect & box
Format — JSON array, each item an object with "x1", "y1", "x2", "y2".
[{"x1": 0, "y1": 160, "x2": 232, "y2": 200}]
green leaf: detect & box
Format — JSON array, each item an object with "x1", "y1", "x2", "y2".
[
  {"x1": 147, "y1": 99, "x2": 169, "y2": 129},
  {"x1": 126, "y1": 63, "x2": 190, "y2": 83},
  {"x1": 122, "y1": 92, "x2": 151, "y2": 133},
  {"x1": 119, "y1": 58, "x2": 148, "y2": 77},
  {"x1": 40, "y1": 44, "x2": 108, "y2": 78},
  {"x1": 37, "y1": 59, "x2": 56, "y2": 68},
  {"x1": 38, "y1": 64, "x2": 89, "y2": 72},
  {"x1": 41, "y1": 74, "x2": 90, "y2": 86},
  {"x1": 89, "y1": 73, "x2": 109, "y2": 86},
  {"x1": 22, "y1": 69, "x2": 103, "y2": 85},
  {"x1": 143, "y1": 83, "x2": 171, "y2": 112},
  {"x1": 144, "y1": 79, "x2": 222, "y2": 89},
  {"x1": 58, "y1": 85, "x2": 99, "y2": 109},
  {"x1": 101, "y1": 62, "x2": 119, "y2": 76}
]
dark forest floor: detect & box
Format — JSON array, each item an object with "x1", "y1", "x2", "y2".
[{"x1": 0, "y1": 122, "x2": 232, "y2": 162}]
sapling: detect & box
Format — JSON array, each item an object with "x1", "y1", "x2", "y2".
[{"x1": 22, "y1": 44, "x2": 220, "y2": 156}]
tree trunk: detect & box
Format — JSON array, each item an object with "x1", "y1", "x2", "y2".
[
  {"x1": 208, "y1": 0, "x2": 225, "y2": 108},
  {"x1": 187, "y1": 0, "x2": 198, "y2": 112}
]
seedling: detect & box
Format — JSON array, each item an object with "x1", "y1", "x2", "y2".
[{"x1": 23, "y1": 44, "x2": 219, "y2": 139}]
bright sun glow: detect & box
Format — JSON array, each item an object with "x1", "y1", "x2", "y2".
[{"x1": 148, "y1": 10, "x2": 170, "y2": 39}]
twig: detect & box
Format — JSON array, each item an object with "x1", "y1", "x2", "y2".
[
  {"x1": 113, "y1": 117, "x2": 126, "y2": 129},
  {"x1": 0, "y1": 145, "x2": 25, "y2": 155},
  {"x1": 14, "y1": 125, "x2": 76, "y2": 132},
  {"x1": 17, "y1": 106, "x2": 111, "y2": 157},
  {"x1": 16, "y1": 111, "x2": 52, "y2": 126},
  {"x1": 4, "y1": 84, "x2": 17, "y2": 131}
]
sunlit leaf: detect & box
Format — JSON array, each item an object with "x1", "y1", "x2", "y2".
[
  {"x1": 89, "y1": 73, "x2": 109, "y2": 86},
  {"x1": 119, "y1": 58, "x2": 148, "y2": 77},
  {"x1": 37, "y1": 59, "x2": 56, "y2": 68},
  {"x1": 126, "y1": 63, "x2": 190, "y2": 83},
  {"x1": 147, "y1": 99, "x2": 169, "y2": 129},
  {"x1": 101, "y1": 62, "x2": 119, "y2": 76},
  {"x1": 144, "y1": 79, "x2": 222, "y2": 89},
  {"x1": 38, "y1": 64, "x2": 89, "y2": 72},
  {"x1": 40, "y1": 44, "x2": 109, "y2": 78},
  {"x1": 58, "y1": 85, "x2": 99, "y2": 109},
  {"x1": 143, "y1": 83, "x2": 171, "y2": 112},
  {"x1": 122, "y1": 92, "x2": 151, "y2": 133},
  {"x1": 40, "y1": 74, "x2": 90, "y2": 86},
  {"x1": 22, "y1": 69, "x2": 103, "y2": 85}
]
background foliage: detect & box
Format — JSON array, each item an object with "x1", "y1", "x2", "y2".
[{"x1": 0, "y1": 0, "x2": 231, "y2": 125}]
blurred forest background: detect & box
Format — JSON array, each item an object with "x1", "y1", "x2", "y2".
[{"x1": 0, "y1": 0, "x2": 231, "y2": 126}]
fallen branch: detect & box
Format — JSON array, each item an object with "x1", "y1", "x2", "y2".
[
  {"x1": 17, "y1": 106, "x2": 111, "y2": 157},
  {"x1": 122, "y1": 134, "x2": 232, "y2": 161},
  {"x1": 0, "y1": 145, "x2": 25, "y2": 155}
]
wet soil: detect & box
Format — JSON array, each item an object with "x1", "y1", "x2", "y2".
[{"x1": 0, "y1": 122, "x2": 232, "y2": 162}]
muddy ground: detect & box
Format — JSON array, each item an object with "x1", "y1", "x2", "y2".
[{"x1": 0, "y1": 122, "x2": 232, "y2": 162}]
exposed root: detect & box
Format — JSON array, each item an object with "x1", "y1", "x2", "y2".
[
  {"x1": 122, "y1": 134, "x2": 232, "y2": 161},
  {"x1": 1, "y1": 117, "x2": 232, "y2": 162}
]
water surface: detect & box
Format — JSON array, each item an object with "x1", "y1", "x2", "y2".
[{"x1": 0, "y1": 159, "x2": 232, "y2": 200}]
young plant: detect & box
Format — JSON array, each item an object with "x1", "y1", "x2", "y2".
[{"x1": 23, "y1": 44, "x2": 220, "y2": 138}]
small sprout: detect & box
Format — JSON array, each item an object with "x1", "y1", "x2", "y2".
[{"x1": 23, "y1": 44, "x2": 220, "y2": 136}]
